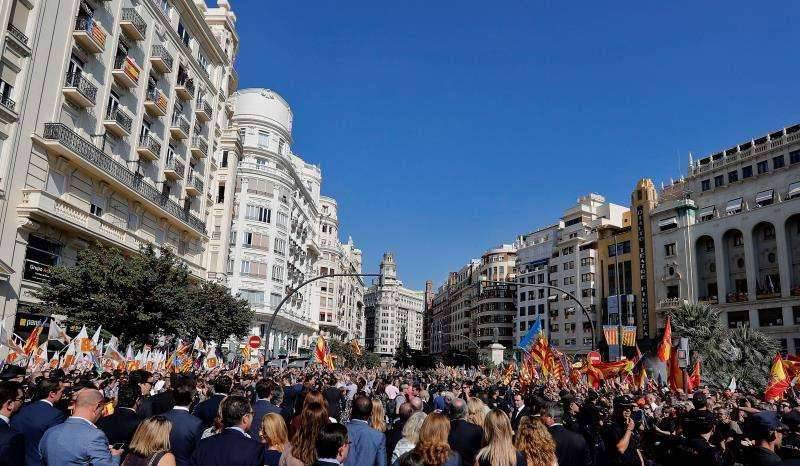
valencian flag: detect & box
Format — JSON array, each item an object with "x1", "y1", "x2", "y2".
[
  {"x1": 314, "y1": 336, "x2": 335, "y2": 370},
  {"x1": 350, "y1": 339, "x2": 363, "y2": 356},
  {"x1": 603, "y1": 326, "x2": 618, "y2": 346},
  {"x1": 502, "y1": 361, "x2": 516, "y2": 385},
  {"x1": 688, "y1": 360, "x2": 702, "y2": 391},
  {"x1": 47, "y1": 320, "x2": 71, "y2": 345},
  {"x1": 517, "y1": 318, "x2": 542, "y2": 350},
  {"x1": 22, "y1": 325, "x2": 44, "y2": 356},
  {"x1": 657, "y1": 316, "x2": 672, "y2": 362},
  {"x1": 622, "y1": 326, "x2": 637, "y2": 347},
  {"x1": 764, "y1": 353, "x2": 791, "y2": 401}
]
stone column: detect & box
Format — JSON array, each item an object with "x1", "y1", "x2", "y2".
[
  {"x1": 776, "y1": 217, "x2": 793, "y2": 298},
  {"x1": 743, "y1": 228, "x2": 758, "y2": 301},
  {"x1": 713, "y1": 233, "x2": 728, "y2": 302}
]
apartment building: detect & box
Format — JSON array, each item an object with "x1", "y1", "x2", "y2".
[
  {"x1": 428, "y1": 259, "x2": 480, "y2": 355},
  {"x1": 0, "y1": 0, "x2": 238, "y2": 332},
  {"x1": 652, "y1": 124, "x2": 800, "y2": 353},
  {"x1": 364, "y1": 252, "x2": 424, "y2": 358},
  {"x1": 226, "y1": 88, "x2": 322, "y2": 357},
  {"x1": 474, "y1": 245, "x2": 517, "y2": 348},
  {"x1": 514, "y1": 225, "x2": 558, "y2": 344}
]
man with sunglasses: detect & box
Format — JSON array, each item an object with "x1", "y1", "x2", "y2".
[{"x1": 0, "y1": 381, "x2": 24, "y2": 466}]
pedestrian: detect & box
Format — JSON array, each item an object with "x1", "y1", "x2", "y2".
[
  {"x1": 162, "y1": 377, "x2": 203, "y2": 466},
  {"x1": 259, "y1": 412, "x2": 288, "y2": 466},
  {"x1": 0, "y1": 380, "x2": 24, "y2": 466},
  {"x1": 128, "y1": 370, "x2": 156, "y2": 419},
  {"x1": 313, "y1": 423, "x2": 351, "y2": 466},
  {"x1": 280, "y1": 401, "x2": 329, "y2": 466},
  {"x1": 251, "y1": 379, "x2": 283, "y2": 438},
  {"x1": 344, "y1": 395, "x2": 387, "y2": 466},
  {"x1": 391, "y1": 411, "x2": 427, "y2": 464},
  {"x1": 371, "y1": 398, "x2": 388, "y2": 433},
  {"x1": 192, "y1": 395, "x2": 264, "y2": 466},
  {"x1": 39, "y1": 388, "x2": 123, "y2": 466},
  {"x1": 466, "y1": 397, "x2": 488, "y2": 428},
  {"x1": 120, "y1": 416, "x2": 176, "y2": 466},
  {"x1": 510, "y1": 393, "x2": 531, "y2": 433},
  {"x1": 602, "y1": 396, "x2": 642, "y2": 466},
  {"x1": 475, "y1": 409, "x2": 525, "y2": 466},
  {"x1": 740, "y1": 411, "x2": 785, "y2": 466},
  {"x1": 514, "y1": 417, "x2": 557, "y2": 466},
  {"x1": 12, "y1": 378, "x2": 67, "y2": 466},
  {"x1": 447, "y1": 398, "x2": 482, "y2": 466},
  {"x1": 192, "y1": 375, "x2": 232, "y2": 430},
  {"x1": 542, "y1": 403, "x2": 592, "y2": 466},
  {"x1": 97, "y1": 383, "x2": 142, "y2": 448},
  {"x1": 410, "y1": 412, "x2": 459, "y2": 466},
  {"x1": 386, "y1": 402, "x2": 413, "y2": 464}
]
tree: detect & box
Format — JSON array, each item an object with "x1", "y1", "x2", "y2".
[
  {"x1": 666, "y1": 302, "x2": 777, "y2": 390},
  {"x1": 394, "y1": 336, "x2": 414, "y2": 368},
  {"x1": 34, "y1": 243, "x2": 253, "y2": 345}
]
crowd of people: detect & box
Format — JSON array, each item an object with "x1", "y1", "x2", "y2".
[{"x1": 0, "y1": 363, "x2": 799, "y2": 466}]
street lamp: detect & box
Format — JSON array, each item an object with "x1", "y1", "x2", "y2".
[
  {"x1": 479, "y1": 277, "x2": 597, "y2": 351},
  {"x1": 437, "y1": 330, "x2": 480, "y2": 350}
]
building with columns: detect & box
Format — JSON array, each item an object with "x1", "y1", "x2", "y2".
[{"x1": 653, "y1": 124, "x2": 800, "y2": 354}]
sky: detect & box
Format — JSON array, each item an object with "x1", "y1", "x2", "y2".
[{"x1": 230, "y1": 0, "x2": 800, "y2": 290}]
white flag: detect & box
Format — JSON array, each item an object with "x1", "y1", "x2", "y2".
[
  {"x1": 106, "y1": 335, "x2": 119, "y2": 352},
  {"x1": 47, "y1": 320, "x2": 71, "y2": 345},
  {"x1": 193, "y1": 336, "x2": 205, "y2": 352},
  {"x1": 728, "y1": 376, "x2": 737, "y2": 391},
  {"x1": 90, "y1": 326, "x2": 102, "y2": 345}
]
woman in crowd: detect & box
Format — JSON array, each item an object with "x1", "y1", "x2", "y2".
[
  {"x1": 466, "y1": 397, "x2": 488, "y2": 428},
  {"x1": 475, "y1": 409, "x2": 525, "y2": 466},
  {"x1": 514, "y1": 417, "x2": 557, "y2": 466},
  {"x1": 279, "y1": 401, "x2": 329, "y2": 466},
  {"x1": 370, "y1": 398, "x2": 387, "y2": 433},
  {"x1": 121, "y1": 416, "x2": 176, "y2": 466},
  {"x1": 260, "y1": 412, "x2": 289, "y2": 466},
  {"x1": 392, "y1": 411, "x2": 427, "y2": 464},
  {"x1": 409, "y1": 412, "x2": 460, "y2": 466},
  {"x1": 289, "y1": 389, "x2": 330, "y2": 437}
]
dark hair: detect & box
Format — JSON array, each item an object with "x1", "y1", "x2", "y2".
[
  {"x1": 255, "y1": 379, "x2": 272, "y2": 400},
  {"x1": 398, "y1": 450, "x2": 426, "y2": 466},
  {"x1": 33, "y1": 379, "x2": 62, "y2": 401},
  {"x1": 173, "y1": 378, "x2": 196, "y2": 407},
  {"x1": 117, "y1": 384, "x2": 141, "y2": 409},
  {"x1": 221, "y1": 395, "x2": 252, "y2": 428},
  {"x1": 214, "y1": 376, "x2": 233, "y2": 395},
  {"x1": 351, "y1": 395, "x2": 372, "y2": 420},
  {"x1": 128, "y1": 370, "x2": 153, "y2": 386},
  {"x1": 316, "y1": 423, "x2": 348, "y2": 459},
  {"x1": 0, "y1": 381, "x2": 21, "y2": 407}
]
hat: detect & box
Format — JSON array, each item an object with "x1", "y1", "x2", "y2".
[
  {"x1": 783, "y1": 411, "x2": 800, "y2": 431},
  {"x1": 745, "y1": 411, "x2": 788, "y2": 438}
]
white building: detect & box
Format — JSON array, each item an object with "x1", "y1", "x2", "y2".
[
  {"x1": 226, "y1": 88, "x2": 321, "y2": 357},
  {"x1": 514, "y1": 225, "x2": 558, "y2": 344},
  {"x1": 365, "y1": 252, "x2": 424, "y2": 357},
  {"x1": 652, "y1": 124, "x2": 800, "y2": 353}
]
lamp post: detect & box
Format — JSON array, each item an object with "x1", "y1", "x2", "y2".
[
  {"x1": 479, "y1": 278, "x2": 597, "y2": 351},
  {"x1": 437, "y1": 330, "x2": 480, "y2": 350}
]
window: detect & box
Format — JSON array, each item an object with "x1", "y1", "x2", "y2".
[
  {"x1": 519, "y1": 307, "x2": 526, "y2": 317},
  {"x1": 725, "y1": 198, "x2": 743, "y2": 215},
  {"x1": 274, "y1": 237, "x2": 286, "y2": 255},
  {"x1": 666, "y1": 285, "x2": 679, "y2": 299},
  {"x1": 727, "y1": 310, "x2": 749, "y2": 328},
  {"x1": 245, "y1": 205, "x2": 271, "y2": 223},
  {"x1": 258, "y1": 131, "x2": 269, "y2": 148},
  {"x1": 90, "y1": 203, "x2": 103, "y2": 217},
  {"x1": 564, "y1": 217, "x2": 581, "y2": 227},
  {"x1": 697, "y1": 205, "x2": 716, "y2": 222},
  {"x1": 217, "y1": 184, "x2": 225, "y2": 203},
  {"x1": 791, "y1": 150, "x2": 800, "y2": 165},
  {"x1": 665, "y1": 243, "x2": 676, "y2": 257},
  {"x1": 562, "y1": 246, "x2": 574, "y2": 255},
  {"x1": 714, "y1": 175, "x2": 724, "y2": 188},
  {"x1": 774, "y1": 155, "x2": 785, "y2": 169},
  {"x1": 580, "y1": 257, "x2": 595, "y2": 267},
  {"x1": 701, "y1": 179, "x2": 711, "y2": 191},
  {"x1": 742, "y1": 165, "x2": 753, "y2": 178},
  {"x1": 728, "y1": 170, "x2": 739, "y2": 183},
  {"x1": 755, "y1": 189, "x2": 774, "y2": 208},
  {"x1": 238, "y1": 289, "x2": 264, "y2": 307},
  {"x1": 272, "y1": 264, "x2": 284, "y2": 282},
  {"x1": 758, "y1": 308, "x2": 783, "y2": 327},
  {"x1": 733, "y1": 233, "x2": 744, "y2": 247},
  {"x1": 563, "y1": 276, "x2": 575, "y2": 285},
  {"x1": 789, "y1": 181, "x2": 800, "y2": 199},
  {"x1": 757, "y1": 160, "x2": 769, "y2": 174},
  {"x1": 608, "y1": 241, "x2": 631, "y2": 257},
  {"x1": 564, "y1": 261, "x2": 575, "y2": 270},
  {"x1": 278, "y1": 138, "x2": 285, "y2": 155},
  {"x1": 276, "y1": 211, "x2": 288, "y2": 228},
  {"x1": 658, "y1": 217, "x2": 678, "y2": 231},
  {"x1": 793, "y1": 306, "x2": 800, "y2": 325},
  {"x1": 177, "y1": 21, "x2": 190, "y2": 46},
  {"x1": 581, "y1": 288, "x2": 595, "y2": 298},
  {"x1": 581, "y1": 273, "x2": 595, "y2": 283},
  {"x1": 221, "y1": 150, "x2": 229, "y2": 167}
]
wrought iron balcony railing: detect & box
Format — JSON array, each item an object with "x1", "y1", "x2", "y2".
[
  {"x1": 150, "y1": 44, "x2": 173, "y2": 71},
  {"x1": 64, "y1": 71, "x2": 98, "y2": 105},
  {"x1": 7, "y1": 23, "x2": 28, "y2": 45},
  {"x1": 120, "y1": 8, "x2": 146, "y2": 39},
  {"x1": 0, "y1": 94, "x2": 15, "y2": 113},
  {"x1": 105, "y1": 106, "x2": 133, "y2": 133}
]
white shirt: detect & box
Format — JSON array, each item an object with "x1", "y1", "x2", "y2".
[
  {"x1": 41, "y1": 399, "x2": 54, "y2": 407},
  {"x1": 317, "y1": 458, "x2": 341, "y2": 465},
  {"x1": 385, "y1": 385, "x2": 399, "y2": 400},
  {"x1": 172, "y1": 406, "x2": 190, "y2": 411},
  {"x1": 0, "y1": 414, "x2": 9, "y2": 425}
]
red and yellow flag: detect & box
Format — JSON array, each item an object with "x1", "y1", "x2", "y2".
[
  {"x1": 656, "y1": 316, "x2": 672, "y2": 362},
  {"x1": 668, "y1": 347, "x2": 684, "y2": 391},
  {"x1": 765, "y1": 353, "x2": 791, "y2": 401},
  {"x1": 314, "y1": 336, "x2": 334, "y2": 370},
  {"x1": 22, "y1": 326, "x2": 43, "y2": 356},
  {"x1": 688, "y1": 360, "x2": 702, "y2": 391}
]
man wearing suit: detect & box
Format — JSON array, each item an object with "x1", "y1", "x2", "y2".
[
  {"x1": 163, "y1": 378, "x2": 203, "y2": 466},
  {"x1": 249, "y1": 379, "x2": 282, "y2": 438},
  {"x1": 97, "y1": 384, "x2": 141, "y2": 446},
  {"x1": 323, "y1": 376, "x2": 344, "y2": 421},
  {"x1": 510, "y1": 393, "x2": 532, "y2": 433},
  {"x1": 11, "y1": 378, "x2": 67, "y2": 466},
  {"x1": 193, "y1": 375, "x2": 232, "y2": 429},
  {"x1": 386, "y1": 402, "x2": 412, "y2": 463},
  {"x1": 39, "y1": 388, "x2": 123, "y2": 466},
  {"x1": 542, "y1": 404, "x2": 592, "y2": 466},
  {"x1": 129, "y1": 370, "x2": 156, "y2": 419},
  {"x1": 447, "y1": 398, "x2": 483, "y2": 466},
  {"x1": 344, "y1": 395, "x2": 386, "y2": 466},
  {"x1": 0, "y1": 381, "x2": 24, "y2": 466},
  {"x1": 192, "y1": 395, "x2": 264, "y2": 466},
  {"x1": 314, "y1": 423, "x2": 351, "y2": 466}
]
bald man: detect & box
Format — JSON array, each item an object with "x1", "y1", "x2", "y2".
[{"x1": 39, "y1": 389, "x2": 122, "y2": 466}]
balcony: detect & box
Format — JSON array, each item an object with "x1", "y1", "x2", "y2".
[
  {"x1": 175, "y1": 77, "x2": 194, "y2": 101},
  {"x1": 195, "y1": 100, "x2": 212, "y2": 122},
  {"x1": 6, "y1": 23, "x2": 30, "y2": 56},
  {"x1": 170, "y1": 115, "x2": 189, "y2": 140},
  {"x1": 136, "y1": 134, "x2": 161, "y2": 161},
  {"x1": 112, "y1": 56, "x2": 141, "y2": 88},
  {"x1": 150, "y1": 45, "x2": 173, "y2": 74},
  {"x1": 190, "y1": 136, "x2": 208, "y2": 158},
  {"x1": 185, "y1": 174, "x2": 203, "y2": 196},
  {"x1": 103, "y1": 106, "x2": 133, "y2": 137},
  {"x1": 0, "y1": 93, "x2": 17, "y2": 123},
  {"x1": 38, "y1": 123, "x2": 205, "y2": 235},
  {"x1": 144, "y1": 88, "x2": 168, "y2": 116},
  {"x1": 119, "y1": 8, "x2": 146, "y2": 41},
  {"x1": 73, "y1": 16, "x2": 107, "y2": 54},
  {"x1": 163, "y1": 157, "x2": 184, "y2": 180},
  {"x1": 63, "y1": 71, "x2": 97, "y2": 108}
]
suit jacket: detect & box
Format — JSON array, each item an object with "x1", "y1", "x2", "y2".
[
  {"x1": 549, "y1": 424, "x2": 591, "y2": 466},
  {"x1": 96, "y1": 407, "x2": 140, "y2": 446},
  {"x1": 344, "y1": 420, "x2": 386, "y2": 466},
  {"x1": 0, "y1": 418, "x2": 24, "y2": 466},
  {"x1": 249, "y1": 399, "x2": 282, "y2": 439},
  {"x1": 448, "y1": 419, "x2": 484, "y2": 466},
  {"x1": 323, "y1": 386, "x2": 343, "y2": 420},
  {"x1": 193, "y1": 394, "x2": 226, "y2": 430},
  {"x1": 510, "y1": 405, "x2": 532, "y2": 432},
  {"x1": 11, "y1": 400, "x2": 66, "y2": 466},
  {"x1": 385, "y1": 419, "x2": 406, "y2": 464},
  {"x1": 163, "y1": 407, "x2": 203, "y2": 466},
  {"x1": 150, "y1": 390, "x2": 176, "y2": 416},
  {"x1": 39, "y1": 417, "x2": 120, "y2": 466},
  {"x1": 191, "y1": 427, "x2": 264, "y2": 466}
]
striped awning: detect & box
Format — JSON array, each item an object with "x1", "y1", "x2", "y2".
[
  {"x1": 755, "y1": 189, "x2": 773, "y2": 204},
  {"x1": 789, "y1": 181, "x2": 800, "y2": 199},
  {"x1": 697, "y1": 205, "x2": 716, "y2": 219},
  {"x1": 658, "y1": 217, "x2": 678, "y2": 229},
  {"x1": 726, "y1": 198, "x2": 743, "y2": 214}
]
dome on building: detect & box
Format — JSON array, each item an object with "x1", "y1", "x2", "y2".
[{"x1": 231, "y1": 88, "x2": 293, "y2": 136}]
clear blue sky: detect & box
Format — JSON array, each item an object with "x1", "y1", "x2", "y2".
[{"x1": 231, "y1": 1, "x2": 800, "y2": 290}]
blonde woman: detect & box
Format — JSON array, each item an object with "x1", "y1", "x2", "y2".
[
  {"x1": 412, "y1": 412, "x2": 460, "y2": 466},
  {"x1": 466, "y1": 398, "x2": 488, "y2": 428},
  {"x1": 260, "y1": 413, "x2": 288, "y2": 466},
  {"x1": 392, "y1": 411, "x2": 427, "y2": 464},
  {"x1": 475, "y1": 410, "x2": 525, "y2": 466},
  {"x1": 121, "y1": 416, "x2": 176, "y2": 466},
  {"x1": 370, "y1": 398, "x2": 387, "y2": 433},
  {"x1": 513, "y1": 417, "x2": 557, "y2": 466}
]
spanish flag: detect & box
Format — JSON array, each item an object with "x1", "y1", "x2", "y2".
[
  {"x1": 23, "y1": 326, "x2": 43, "y2": 356},
  {"x1": 656, "y1": 316, "x2": 672, "y2": 362},
  {"x1": 764, "y1": 353, "x2": 791, "y2": 401},
  {"x1": 314, "y1": 336, "x2": 334, "y2": 370},
  {"x1": 350, "y1": 339, "x2": 363, "y2": 356}
]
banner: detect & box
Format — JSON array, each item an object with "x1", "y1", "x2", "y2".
[
  {"x1": 603, "y1": 326, "x2": 618, "y2": 346},
  {"x1": 622, "y1": 326, "x2": 637, "y2": 347}
]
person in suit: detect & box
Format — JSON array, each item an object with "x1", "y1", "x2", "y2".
[
  {"x1": 0, "y1": 381, "x2": 25, "y2": 466},
  {"x1": 344, "y1": 395, "x2": 386, "y2": 466},
  {"x1": 447, "y1": 398, "x2": 484, "y2": 466},
  {"x1": 541, "y1": 404, "x2": 591, "y2": 466},
  {"x1": 249, "y1": 379, "x2": 282, "y2": 438},
  {"x1": 386, "y1": 402, "x2": 413, "y2": 464},
  {"x1": 193, "y1": 375, "x2": 232, "y2": 429},
  {"x1": 314, "y1": 423, "x2": 350, "y2": 466},
  {"x1": 323, "y1": 377, "x2": 343, "y2": 421},
  {"x1": 509, "y1": 393, "x2": 532, "y2": 433},
  {"x1": 162, "y1": 378, "x2": 203, "y2": 466},
  {"x1": 97, "y1": 383, "x2": 142, "y2": 447},
  {"x1": 191, "y1": 395, "x2": 264, "y2": 466},
  {"x1": 129, "y1": 370, "x2": 156, "y2": 419},
  {"x1": 39, "y1": 388, "x2": 123, "y2": 466},
  {"x1": 149, "y1": 374, "x2": 176, "y2": 416},
  {"x1": 11, "y1": 378, "x2": 67, "y2": 466}
]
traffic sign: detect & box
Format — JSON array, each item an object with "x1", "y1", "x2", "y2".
[
  {"x1": 248, "y1": 335, "x2": 261, "y2": 349},
  {"x1": 587, "y1": 351, "x2": 601, "y2": 365}
]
